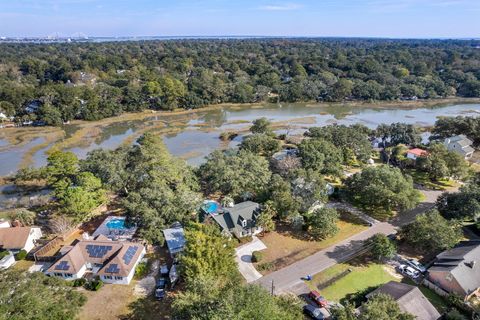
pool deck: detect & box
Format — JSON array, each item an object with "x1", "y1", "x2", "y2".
[{"x1": 92, "y1": 216, "x2": 137, "y2": 241}]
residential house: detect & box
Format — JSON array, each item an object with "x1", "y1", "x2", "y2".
[
  {"x1": 366, "y1": 281, "x2": 440, "y2": 320},
  {"x1": 46, "y1": 235, "x2": 145, "y2": 285},
  {"x1": 163, "y1": 225, "x2": 186, "y2": 258},
  {"x1": 406, "y1": 148, "x2": 429, "y2": 161},
  {"x1": 0, "y1": 223, "x2": 43, "y2": 253},
  {"x1": 428, "y1": 240, "x2": 480, "y2": 300},
  {"x1": 203, "y1": 201, "x2": 262, "y2": 238},
  {"x1": 24, "y1": 100, "x2": 41, "y2": 113},
  {"x1": 444, "y1": 135, "x2": 475, "y2": 159}
]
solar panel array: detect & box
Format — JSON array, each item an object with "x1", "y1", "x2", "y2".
[
  {"x1": 122, "y1": 246, "x2": 138, "y2": 265},
  {"x1": 86, "y1": 244, "x2": 113, "y2": 258},
  {"x1": 105, "y1": 263, "x2": 120, "y2": 274},
  {"x1": 55, "y1": 260, "x2": 70, "y2": 271}
]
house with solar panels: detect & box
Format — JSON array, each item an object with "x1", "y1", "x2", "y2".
[{"x1": 45, "y1": 235, "x2": 145, "y2": 285}]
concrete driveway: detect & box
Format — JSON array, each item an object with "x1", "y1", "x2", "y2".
[{"x1": 235, "y1": 236, "x2": 267, "y2": 283}]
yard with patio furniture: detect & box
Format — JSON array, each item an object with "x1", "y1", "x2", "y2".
[{"x1": 256, "y1": 211, "x2": 368, "y2": 274}]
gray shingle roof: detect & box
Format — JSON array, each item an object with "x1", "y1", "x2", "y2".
[
  {"x1": 210, "y1": 201, "x2": 260, "y2": 235},
  {"x1": 367, "y1": 281, "x2": 440, "y2": 320},
  {"x1": 429, "y1": 240, "x2": 480, "y2": 295}
]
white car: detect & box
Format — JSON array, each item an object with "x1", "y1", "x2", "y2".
[
  {"x1": 398, "y1": 264, "x2": 420, "y2": 279},
  {"x1": 406, "y1": 259, "x2": 426, "y2": 273}
]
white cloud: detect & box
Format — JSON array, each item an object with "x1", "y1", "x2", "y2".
[{"x1": 259, "y1": 3, "x2": 303, "y2": 11}]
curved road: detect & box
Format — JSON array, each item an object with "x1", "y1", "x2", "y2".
[{"x1": 255, "y1": 190, "x2": 443, "y2": 295}]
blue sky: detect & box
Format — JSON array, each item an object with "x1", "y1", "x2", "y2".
[{"x1": 0, "y1": 0, "x2": 479, "y2": 38}]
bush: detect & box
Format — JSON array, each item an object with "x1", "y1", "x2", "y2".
[
  {"x1": 135, "y1": 261, "x2": 149, "y2": 279},
  {"x1": 257, "y1": 262, "x2": 274, "y2": 272},
  {"x1": 84, "y1": 279, "x2": 103, "y2": 291},
  {"x1": 219, "y1": 132, "x2": 238, "y2": 141},
  {"x1": 15, "y1": 250, "x2": 27, "y2": 260},
  {"x1": 73, "y1": 278, "x2": 87, "y2": 287},
  {"x1": 0, "y1": 250, "x2": 10, "y2": 259},
  {"x1": 251, "y1": 251, "x2": 264, "y2": 263}
]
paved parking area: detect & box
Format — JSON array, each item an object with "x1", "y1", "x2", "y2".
[{"x1": 235, "y1": 236, "x2": 267, "y2": 283}]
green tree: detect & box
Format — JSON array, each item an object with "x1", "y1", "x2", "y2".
[
  {"x1": 46, "y1": 150, "x2": 79, "y2": 187},
  {"x1": 330, "y1": 302, "x2": 357, "y2": 320},
  {"x1": 266, "y1": 174, "x2": 300, "y2": 220},
  {"x1": 250, "y1": 117, "x2": 274, "y2": 135},
  {"x1": 198, "y1": 149, "x2": 271, "y2": 200},
  {"x1": 437, "y1": 182, "x2": 480, "y2": 221},
  {"x1": 180, "y1": 223, "x2": 238, "y2": 283},
  {"x1": 298, "y1": 138, "x2": 343, "y2": 175},
  {"x1": 0, "y1": 269, "x2": 86, "y2": 320},
  {"x1": 368, "y1": 234, "x2": 397, "y2": 261},
  {"x1": 257, "y1": 201, "x2": 277, "y2": 233},
  {"x1": 306, "y1": 124, "x2": 373, "y2": 163},
  {"x1": 400, "y1": 210, "x2": 462, "y2": 252},
  {"x1": 359, "y1": 293, "x2": 415, "y2": 320},
  {"x1": 345, "y1": 165, "x2": 420, "y2": 216},
  {"x1": 305, "y1": 207, "x2": 339, "y2": 240},
  {"x1": 172, "y1": 275, "x2": 303, "y2": 320},
  {"x1": 122, "y1": 133, "x2": 201, "y2": 243},
  {"x1": 240, "y1": 134, "x2": 281, "y2": 157}
]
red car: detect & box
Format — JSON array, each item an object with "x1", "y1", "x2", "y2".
[{"x1": 308, "y1": 290, "x2": 328, "y2": 308}]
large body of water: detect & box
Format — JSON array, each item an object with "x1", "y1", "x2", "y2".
[{"x1": 0, "y1": 102, "x2": 479, "y2": 177}]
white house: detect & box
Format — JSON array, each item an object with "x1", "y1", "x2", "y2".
[
  {"x1": 444, "y1": 135, "x2": 475, "y2": 159},
  {"x1": 46, "y1": 235, "x2": 145, "y2": 285},
  {"x1": 0, "y1": 224, "x2": 43, "y2": 253}
]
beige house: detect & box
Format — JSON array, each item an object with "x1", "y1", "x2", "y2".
[
  {"x1": 0, "y1": 223, "x2": 43, "y2": 253},
  {"x1": 46, "y1": 235, "x2": 145, "y2": 285}
]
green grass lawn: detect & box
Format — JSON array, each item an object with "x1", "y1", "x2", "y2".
[
  {"x1": 306, "y1": 262, "x2": 399, "y2": 302},
  {"x1": 404, "y1": 168, "x2": 459, "y2": 190}
]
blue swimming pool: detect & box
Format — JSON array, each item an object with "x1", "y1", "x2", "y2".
[
  {"x1": 106, "y1": 218, "x2": 127, "y2": 230},
  {"x1": 203, "y1": 201, "x2": 220, "y2": 214}
]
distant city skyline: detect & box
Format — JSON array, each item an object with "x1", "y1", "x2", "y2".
[{"x1": 1, "y1": 0, "x2": 479, "y2": 39}]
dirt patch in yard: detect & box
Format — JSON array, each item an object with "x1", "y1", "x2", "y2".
[
  {"x1": 257, "y1": 212, "x2": 368, "y2": 274},
  {"x1": 78, "y1": 283, "x2": 137, "y2": 320}
]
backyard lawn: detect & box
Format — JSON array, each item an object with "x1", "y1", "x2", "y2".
[
  {"x1": 404, "y1": 168, "x2": 460, "y2": 191},
  {"x1": 257, "y1": 211, "x2": 368, "y2": 274},
  {"x1": 305, "y1": 261, "x2": 399, "y2": 302}
]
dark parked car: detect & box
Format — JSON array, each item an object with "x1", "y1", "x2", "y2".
[
  {"x1": 156, "y1": 277, "x2": 167, "y2": 289},
  {"x1": 159, "y1": 264, "x2": 169, "y2": 277},
  {"x1": 155, "y1": 288, "x2": 165, "y2": 300},
  {"x1": 303, "y1": 304, "x2": 324, "y2": 320}
]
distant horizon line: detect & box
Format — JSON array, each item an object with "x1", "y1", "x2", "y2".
[{"x1": 1, "y1": 35, "x2": 480, "y2": 41}]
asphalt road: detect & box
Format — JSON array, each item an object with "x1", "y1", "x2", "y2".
[{"x1": 255, "y1": 190, "x2": 444, "y2": 295}]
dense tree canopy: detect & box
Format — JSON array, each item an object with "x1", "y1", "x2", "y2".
[
  {"x1": 172, "y1": 275, "x2": 303, "y2": 320},
  {"x1": 0, "y1": 269, "x2": 86, "y2": 320},
  {"x1": 298, "y1": 138, "x2": 343, "y2": 175},
  {"x1": 368, "y1": 234, "x2": 397, "y2": 261},
  {"x1": 345, "y1": 165, "x2": 420, "y2": 215},
  {"x1": 376, "y1": 123, "x2": 421, "y2": 147},
  {"x1": 400, "y1": 210, "x2": 462, "y2": 252},
  {"x1": 1, "y1": 39, "x2": 479, "y2": 124},
  {"x1": 306, "y1": 124, "x2": 373, "y2": 163},
  {"x1": 416, "y1": 143, "x2": 470, "y2": 181},
  {"x1": 120, "y1": 133, "x2": 201, "y2": 243},
  {"x1": 179, "y1": 223, "x2": 238, "y2": 282},
  {"x1": 198, "y1": 149, "x2": 271, "y2": 200},
  {"x1": 437, "y1": 182, "x2": 480, "y2": 221},
  {"x1": 304, "y1": 207, "x2": 339, "y2": 240}
]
